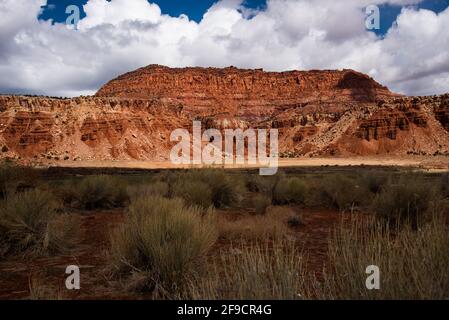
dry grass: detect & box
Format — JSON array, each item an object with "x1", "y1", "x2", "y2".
[
  {"x1": 314, "y1": 215, "x2": 449, "y2": 299},
  {"x1": 0, "y1": 189, "x2": 79, "y2": 257},
  {"x1": 273, "y1": 177, "x2": 307, "y2": 205},
  {"x1": 61, "y1": 175, "x2": 128, "y2": 210},
  {"x1": 127, "y1": 181, "x2": 169, "y2": 202},
  {"x1": 108, "y1": 196, "x2": 217, "y2": 296},
  {"x1": 370, "y1": 175, "x2": 441, "y2": 227},
  {"x1": 185, "y1": 239, "x2": 306, "y2": 299},
  {"x1": 306, "y1": 174, "x2": 371, "y2": 211},
  {"x1": 246, "y1": 175, "x2": 276, "y2": 194},
  {"x1": 217, "y1": 206, "x2": 296, "y2": 241},
  {"x1": 28, "y1": 273, "x2": 65, "y2": 300},
  {"x1": 168, "y1": 169, "x2": 246, "y2": 208},
  {"x1": 172, "y1": 180, "x2": 213, "y2": 208},
  {"x1": 252, "y1": 193, "x2": 271, "y2": 215},
  {"x1": 0, "y1": 162, "x2": 41, "y2": 198}
]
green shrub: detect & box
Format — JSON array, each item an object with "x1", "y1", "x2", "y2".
[
  {"x1": 186, "y1": 240, "x2": 305, "y2": 299},
  {"x1": 217, "y1": 206, "x2": 293, "y2": 241},
  {"x1": 317, "y1": 215, "x2": 449, "y2": 299},
  {"x1": 0, "y1": 189, "x2": 79, "y2": 257},
  {"x1": 253, "y1": 193, "x2": 271, "y2": 215},
  {"x1": 170, "y1": 169, "x2": 245, "y2": 208},
  {"x1": 358, "y1": 171, "x2": 390, "y2": 194},
  {"x1": 371, "y1": 176, "x2": 440, "y2": 226},
  {"x1": 273, "y1": 177, "x2": 306, "y2": 205},
  {"x1": 108, "y1": 196, "x2": 217, "y2": 295},
  {"x1": 127, "y1": 181, "x2": 169, "y2": 202},
  {"x1": 246, "y1": 175, "x2": 276, "y2": 194},
  {"x1": 309, "y1": 174, "x2": 369, "y2": 211},
  {"x1": 61, "y1": 175, "x2": 128, "y2": 210},
  {"x1": 172, "y1": 180, "x2": 213, "y2": 208},
  {"x1": 439, "y1": 173, "x2": 449, "y2": 198},
  {"x1": 0, "y1": 162, "x2": 40, "y2": 198}
]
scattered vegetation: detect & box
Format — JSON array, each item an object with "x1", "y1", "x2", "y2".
[
  {"x1": 186, "y1": 240, "x2": 305, "y2": 299},
  {"x1": 316, "y1": 215, "x2": 449, "y2": 299},
  {"x1": 359, "y1": 170, "x2": 390, "y2": 194},
  {"x1": 273, "y1": 177, "x2": 307, "y2": 205},
  {"x1": 127, "y1": 181, "x2": 169, "y2": 202},
  {"x1": 165, "y1": 169, "x2": 246, "y2": 208},
  {"x1": 61, "y1": 175, "x2": 128, "y2": 210},
  {"x1": 246, "y1": 175, "x2": 276, "y2": 194},
  {"x1": 172, "y1": 180, "x2": 213, "y2": 208},
  {"x1": 253, "y1": 193, "x2": 271, "y2": 214},
  {"x1": 2, "y1": 166, "x2": 448, "y2": 300},
  {"x1": 307, "y1": 174, "x2": 370, "y2": 211},
  {"x1": 370, "y1": 175, "x2": 440, "y2": 226},
  {"x1": 217, "y1": 206, "x2": 294, "y2": 241},
  {"x1": 0, "y1": 189, "x2": 79, "y2": 257},
  {"x1": 439, "y1": 172, "x2": 449, "y2": 198},
  {"x1": 0, "y1": 162, "x2": 40, "y2": 198},
  {"x1": 108, "y1": 196, "x2": 217, "y2": 296}
]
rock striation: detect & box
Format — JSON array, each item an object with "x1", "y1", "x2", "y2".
[{"x1": 0, "y1": 65, "x2": 448, "y2": 162}]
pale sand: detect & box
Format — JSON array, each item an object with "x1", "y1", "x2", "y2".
[{"x1": 40, "y1": 156, "x2": 449, "y2": 172}]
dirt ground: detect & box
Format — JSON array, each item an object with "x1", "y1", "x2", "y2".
[
  {"x1": 1, "y1": 157, "x2": 447, "y2": 299},
  {"x1": 0, "y1": 207, "x2": 348, "y2": 300},
  {"x1": 40, "y1": 156, "x2": 449, "y2": 172}
]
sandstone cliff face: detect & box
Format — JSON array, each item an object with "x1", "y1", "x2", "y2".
[
  {"x1": 0, "y1": 95, "x2": 188, "y2": 161},
  {"x1": 96, "y1": 65, "x2": 397, "y2": 118},
  {"x1": 0, "y1": 65, "x2": 448, "y2": 162}
]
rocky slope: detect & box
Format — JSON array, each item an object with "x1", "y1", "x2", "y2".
[{"x1": 0, "y1": 65, "x2": 448, "y2": 162}]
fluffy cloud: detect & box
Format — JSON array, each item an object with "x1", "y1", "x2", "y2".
[{"x1": 0, "y1": 0, "x2": 448, "y2": 96}]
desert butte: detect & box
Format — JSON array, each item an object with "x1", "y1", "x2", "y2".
[{"x1": 0, "y1": 65, "x2": 448, "y2": 170}]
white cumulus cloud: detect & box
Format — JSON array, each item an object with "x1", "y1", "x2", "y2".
[{"x1": 0, "y1": 0, "x2": 448, "y2": 97}]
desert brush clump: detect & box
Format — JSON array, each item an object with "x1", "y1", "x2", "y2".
[
  {"x1": 172, "y1": 180, "x2": 213, "y2": 208},
  {"x1": 370, "y1": 175, "x2": 440, "y2": 226},
  {"x1": 217, "y1": 206, "x2": 294, "y2": 241},
  {"x1": 246, "y1": 175, "x2": 276, "y2": 195},
  {"x1": 253, "y1": 193, "x2": 272, "y2": 214},
  {"x1": 307, "y1": 174, "x2": 370, "y2": 211},
  {"x1": 273, "y1": 177, "x2": 307, "y2": 205},
  {"x1": 439, "y1": 172, "x2": 449, "y2": 198},
  {"x1": 60, "y1": 175, "x2": 128, "y2": 210},
  {"x1": 357, "y1": 170, "x2": 391, "y2": 194},
  {"x1": 168, "y1": 169, "x2": 246, "y2": 208},
  {"x1": 315, "y1": 215, "x2": 449, "y2": 299},
  {"x1": 0, "y1": 189, "x2": 79, "y2": 257},
  {"x1": 0, "y1": 162, "x2": 41, "y2": 198},
  {"x1": 186, "y1": 240, "x2": 306, "y2": 299},
  {"x1": 127, "y1": 181, "x2": 169, "y2": 202},
  {"x1": 108, "y1": 196, "x2": 217, "y2": 296}
]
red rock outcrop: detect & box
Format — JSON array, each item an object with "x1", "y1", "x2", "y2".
[
  {"x1": 0, "y1": 65, "x2": 448, "y2": 162},
  {"x1": 96, "y1": 65, "x2": 397, "y2": 117},
  {"x1": 0, "y1": 95, "x2": 189, "y2": 161}
]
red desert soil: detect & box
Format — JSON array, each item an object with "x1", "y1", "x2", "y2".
[{"x1": 0, "y1": 208, "x2": 346, "y2": 300}]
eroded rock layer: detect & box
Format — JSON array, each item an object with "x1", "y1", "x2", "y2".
[{"x1": 0, "y1": 65, "x2": 448, "y2": 162}]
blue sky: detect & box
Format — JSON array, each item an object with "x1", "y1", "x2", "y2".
[
  {"x1": 1, "y1": 0, "x2": 448, "y2": 97},
  {"x1": 39, "y1": 0, "x2": 267, "y2": 23},
  {"x1": 38, "y1": 0, "x2": 448, "y2": 35}
]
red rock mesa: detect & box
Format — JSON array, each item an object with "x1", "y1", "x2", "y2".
[{"x1": 0, "y1": 65, "x2": 448, "y2": 161}]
